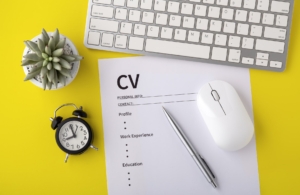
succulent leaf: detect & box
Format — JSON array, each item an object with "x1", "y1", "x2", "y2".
[
  {"x1": 59, "y1": 58, "x2": 72, "y2": 69},
  {"x1": 43, "y1": 60, "x2": 48, "y2": 67},
  {"x1": 42, "y1": 76, "x2": 47, "y2": 90},
  {"x1": 58, "y1": 73, "x2": 66, "y2": 86},
  {"x1": 52, "y1": 48, "x2": 64, "y2": 57},
  {"x1": 61, "y1": 54, "x2": 75, "y2": 62},
  {"x1": 38, "y1": 39, "x2": 45, "y2": 52},
  {"x1": 49, "y1": 68, "x2": 55, "y2": 82},
  {"x1": 70, "y1": 54, "x2": 83, "y2": 61},
  {"x1": 53, "y1": 62, "x2": 62, "y2": 71},
  {"x1": 53, "y1": 29, "x2": 60, "y2": 45},
  {"x1": 53, "y1": 57, "x2": 60, "y2": 62},
  {"x1": 53, "y1": 70, "x2": 58, "y2": 88},
  {"x1": 42, "y1": 53, "x2": 48, "y2": 59},
  {"x1": 27, "y1": 41, "x2": 42, "y2": 57},
  {"x1": 23, "y1": 53, "x2": 43, "y2": 61},
  {"x1": 60, "y1": 68, "x2": 72, "y2": 78},
  {"x1": 49, "y1": 37, "x2": 55, "y2": 51},
  {"x1": 42, "y1": 29, "x2": 50, "y2": 43},
  {"x1": 41, "y1": 66, "x2": 48, "y2": 77},
  {"x1": 47, "y1": 80, "x2": 53, "y2": 90},
  {"x1": 45, "y1": 46, "x2": 51, "y2": 56},
  {"x1": 21, "y1": 59, "x2": 36, "y2": 66},
  {"x1": 47, "y1": 62, "x2": 53, "y2": 70},
  {"x1": 56, "y1": 38, "x2": 66, "y2": 49},
  {"x1": 24, "y1": 66, "x2": 42, "y2": 81}
]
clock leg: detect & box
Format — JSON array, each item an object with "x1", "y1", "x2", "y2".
[
  {"x1": 64, "y1": 153, "x2": 69, "y2": 163},
  {"x1": 90, "y1": 145, "x2": 98, "y2": 151}
]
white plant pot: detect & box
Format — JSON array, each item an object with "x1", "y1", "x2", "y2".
[{"x1": 22, "y1": 33, "x2": 80, "y2": 90}]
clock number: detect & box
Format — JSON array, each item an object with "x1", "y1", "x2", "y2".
[
  {"x1": 62, "y1": 138, "x2": 66, "y2": 142},
  {"x1": 81, "y1": 141, "x2": 85, "y2": 146},
  {"x1": 63, "y1": 133, "x2": 68, "y2": 137},
  {"x1": 71, "y1": 145, "x2": 74, "y2": 149},
  {"x1": 66, "y1": 142, "x2": 70, "y2": 147},
  {"x1": 77, "y1": 144, "x2": 80, "y2": 149},
  {"x1": 80, "y1": 126, "x2": 83, "y2": 131},
  {"x1": 84, "y1": 136, "x2": 87, "y2": 140},
  {"x1": 65, "y1": 128, "x2": 69, "y2": 132},
  {"x1": 84, "y1": 130, "x2": 87, "y2": 135}
]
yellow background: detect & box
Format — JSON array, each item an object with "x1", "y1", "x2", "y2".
[{"x1": 0, "y1": 0, "x2": 299, "y2": 194}]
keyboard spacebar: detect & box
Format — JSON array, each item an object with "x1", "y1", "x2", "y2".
[{"x1": 145, "y1": 39, "x2": 210, "y2": 59}]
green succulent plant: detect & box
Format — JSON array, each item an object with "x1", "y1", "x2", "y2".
[{"x1": 22, "y1": 28, "x2": 83, "y2": 90}]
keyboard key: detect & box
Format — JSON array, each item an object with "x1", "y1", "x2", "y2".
[
  {"x1": 168, "y1": 1, "x2": 180, "y2": 13},
  {"x1": 115, "y1": 8, "x2": 128, "y2": 20},
  {"x1": 250, "y1": 25, "x2": 262, "y2": 37},
  {"x1": 129, "y1": 37, "x2": 144, "y2": 50},
  {"x1": 212, "y1": 47, "x2": 227, "y2": 61},
  {"x1": 237, "y1": 23, "x2": 249, "y2": 35},
  {"x1": 156, "y1": 13, "x2": 168, "y2": 25},
  {"x1": 257, "y1": 0, "x2": 269, "y2": 11},
  {"x1": 169, "y1": 15, "x2": 181, "y2": 27},
  {"x1": 147, "y1": 26, "x2": 160, "y2": 37},
  {"x1": 242, "y1": 57, "x2": 254, "y2": 65},
  {"x1": 113, "y1": 0, "x2": 125, "y2": 6},
  {"x1": 201, "y1": 32, "x2": 214, "y2": 44},
  {"x1": 276, "y1": 15, "x2": 288, "y2": 27},
  {"x1": 216, "y1": 0, "x2": 228, "y2": 6},
  {"x1": 256, "y1": 39, "x2": 285, "y2": 53},
  {"x1": 154, "y1": 0, "x2": 166, "y2": 11},
  {"x1": 181, "y1": 3, "x2": 193, "y2": 15},
  {"x1": 174, "y1": 29, "x2": 187, "y2": 41},
  {"x1": 115, "y1": 35, "x2": 127, "y2": 49},
  {"x1": 222, "y1": 8, "x2": 234, "y2": 20},
  {"x1": 270, "y1": 61, "x2": 282, "y2": 68},
  {"x1": 134, "y1": 24, "x2": 146, "y2": 36},
  {"x1": 90, "y1": 18, "x2": 119, "y2": 32},
  {"x1": 142, "y1": 12, "x2": 155, "y2": 23},
  {"x1": 183, "y1": 17, "x2": 195, "y2": 28},
  {"x1": 92, "y1": 5, "x2": 114, "y2": 18},
  {"x1": 262, "y1": 13, "x2": 274, "y2": 25},
  {"x1": 229, "y1": 36, "x2": 241, "y2": 47},
  {"x1": 256, "y1": 59, "x2": 268, "y2": 66},
  {"x1": 249, "y1": 12, "x2": 261, "y2": 23},
  {"x1": 230, "y1": 0, "x2": 242, "y2": 8},
  {"x1": 127, "y1": 0, "x2": 139, "y2": 8},
  {"x1": 93, "y1": 0, "x2": 111, "y2": 4},
  {"x1": 196, "y1": 18, "x2": 209, "y2": 30},
  {"x1": 141, "y1": 0, "x2": 153, "y2": 10},
  {"x1": 195, "y1": 5, "x2": 207, "y2": 16},
  {"x1": 188, "y1": 31, "x2": 200, "y2": 43},
  {"x1": 145, "y1": 39, "x2": 211, "y2": 59},
  {"x1": 271, "y1": 1, "x2": 290, "y2": 14},
  {"x1": 210, "y1": 20, "x2": 222, "y2": 32},
  {"x1": 235, "y1": 10, "x2": 248, "y2": 22},
  {"x1": 208, "y1": 6, "x2": 221, "y2": 18},
  {"x1": 242, "y1": 37, "x2": 254, "y2": 49},
  {"x1": 229, "y1": 49, "x2": 241, "y2": 63},
  {"x1": 203, "y1": 0, "x2": 215, "y2": 4},
  {"x1": 257, "y1": 53, "x2": 269, "y2": 60},
  {"x1": 264, "y1": 27, "x2": 286, "y2": 40},
  {"x1": 120, "y1": 22, "x2": 133, "y2": 34},
  {"x1": 101, "y1": 33, "x2": 114, "y2": 47},
  {"x1": 223, "y1": 21, "x2": 236, "y2": 33},
  {"x1": 129, "y1": 10, "x2": 141, "y2": 21},
  {"x1": 215, "y1": 34, "x2": 227, "y2": 46},
  {"x1": 87, "y1": 31, "x2": 101, "y2": 45},
  {"x1": 244, "y1": 0, "x2": 256, "y2": 9},
  {"x1": 161, "y1": 27, "x2": 173, "y2": 39}
]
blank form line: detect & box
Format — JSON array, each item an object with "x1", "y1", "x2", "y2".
[{"x1": 124, "y1": 100, "x2": 196, "y2": 107}]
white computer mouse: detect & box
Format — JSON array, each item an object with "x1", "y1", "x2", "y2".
[{"x1": 197, "y1": 80, "x2": 254, "y2": 151}]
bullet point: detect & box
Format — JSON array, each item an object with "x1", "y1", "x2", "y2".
[
  {"x1": 126, "y1": 150, "x2": 128, "y2": 152},
  {"x1": 124, "y1": 122, "x2": 126, "y2": 124},
  {"x1": 126, "y1": 144, "x2": 128, "y2": 146},
  {"x1": 128, "y1": 178, "x2": 130, "y2": 180},
  {"x1": 127, "y1": 156, "x2": 129, "y2": 158},
  {"x1": 124, "y1": 127, "x2": 126, "y2": 130},
  {"x1": 129, "y1": 184, "x2": 131, "y2": 186},
  {"x1": 128, "y1": 172, "x2": 130, "y2": 174}
]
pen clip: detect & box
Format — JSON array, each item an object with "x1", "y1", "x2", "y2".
[{"x1": 199, "y1": 155, "x2": 215, "y2": 179}]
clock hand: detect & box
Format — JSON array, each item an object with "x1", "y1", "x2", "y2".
[
  {"x1": 69, "y1": 124, "x2": 77, "y2": 138},
  {"x1": 65, "y1": 135, "x2": 75, "y2": 140}
]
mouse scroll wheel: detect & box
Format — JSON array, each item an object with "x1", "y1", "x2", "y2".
[{"x1": 211, "y1": 90, "x2": 220, "y2": 101}]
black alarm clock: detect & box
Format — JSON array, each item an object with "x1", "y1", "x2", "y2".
[{"x1": 50, "y1": 103, "x2": 98, "y2": 162}]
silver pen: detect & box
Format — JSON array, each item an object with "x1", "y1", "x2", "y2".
[{"x1": 162, "y1": 107, "x2": 217, "y2": 188}]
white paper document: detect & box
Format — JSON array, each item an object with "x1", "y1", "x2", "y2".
[{"x1": 99, "y1": 57, "x2": 260, "y2": 195}]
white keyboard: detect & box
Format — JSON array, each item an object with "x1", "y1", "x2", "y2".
[{"x1": 84, "y1": 0, "x2": 294, "y2": 72}]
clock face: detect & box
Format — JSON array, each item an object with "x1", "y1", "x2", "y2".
[{"x1": 55, "y1": 118, "x2": 92, "y2": 154}]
